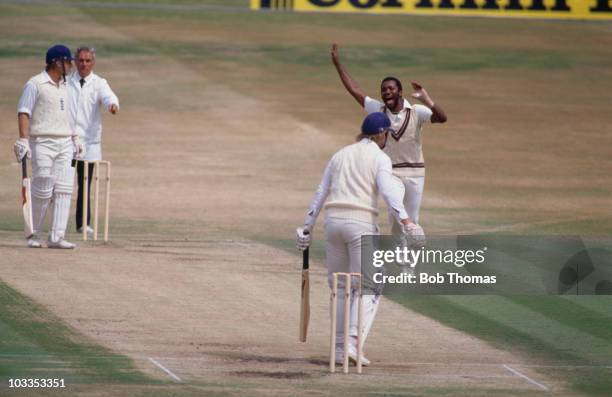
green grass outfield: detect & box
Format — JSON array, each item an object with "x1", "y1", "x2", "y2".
[{"x1": 0, "y1": 281, "x2": 153, "y2": 389}]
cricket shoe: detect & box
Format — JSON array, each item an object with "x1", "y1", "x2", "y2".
[
  {"x1": 27, "y1": 235, "x2": 42, "y2": 248},
  {"x1": 347, "y1": 343, "x2": 371, "y2": 366},
  {"x1": 47, "y1": 239, "x2": 76, "y2": 249},
  {"x1": 77, "y1": 226, "x2": 94, "y2": 235}
]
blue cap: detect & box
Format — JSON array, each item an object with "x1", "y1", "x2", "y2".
[
  {"x1": 46, "y1": 45, "x2": 73, "y2": 64},
  {"x1": 361, "y1": 112, "x2": 392, "y2": 135}
]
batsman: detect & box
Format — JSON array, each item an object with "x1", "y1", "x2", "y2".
[
  {"x1": 296, "y1": 113, "x2": 425, "y2": 366},
  {"x1": 14, "y1": 44, "x2": 85, "y2": 249}
]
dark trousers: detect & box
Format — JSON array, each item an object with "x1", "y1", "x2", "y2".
[{"x1": 75, "y1": 161, "x2": 95, "y2": 230}]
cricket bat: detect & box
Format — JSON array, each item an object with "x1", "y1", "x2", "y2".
[
  {"x1": 21, "y1": 158, "x2": 34, "y2": 238},
  {"x1": 299, "y1": 234, "x2": 310, "y2": 342}
]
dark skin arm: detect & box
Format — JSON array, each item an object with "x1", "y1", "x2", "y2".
[
  {"x1": 332, "y1": 43, "x2": 447, "y2": 123},
  {"x1": 331, "y1": 43, "x2": 366, "y2": 107},
  {"x1": 410, "y1": 82, "x2": 447, "y2": 123}
]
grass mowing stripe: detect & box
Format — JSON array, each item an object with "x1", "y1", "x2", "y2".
[
  {"x1": 445, "y1": 296, "x2": 611, "y2": 364},
  {"x1": 562, "y1": 296, "x2": 612, "y2": 317},
  {"x1": 0, "y1": 280, "x2": 154, "y2": 384},
  {"x1": 394, "y1": 295, "x2": 612, "y2": 396},
  {"x1": 507, "y1": 296, "x2": 612, "y2": 343}
]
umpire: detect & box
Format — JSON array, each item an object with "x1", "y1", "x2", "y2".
[{"x1": 68, "y1": 46, "x2": 119, "y2": 234}]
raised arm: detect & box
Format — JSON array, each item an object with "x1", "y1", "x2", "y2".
[
  {"x1": 410, "y1": 82, "x2": 447, "y2": 124},
  {"x1": 331, "y1": 43, "x2": 366, "y2": 107}
]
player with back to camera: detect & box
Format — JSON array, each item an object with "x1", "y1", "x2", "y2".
[
  {"x1": 14, "y1": 44, "x2": 85, "y2": 249},
  {"x1": 331, "y1": 43, "x2": 447, "y2": 243},
  {"x1": 296, "y1": 112, "x2": 426, "y2": 366}
]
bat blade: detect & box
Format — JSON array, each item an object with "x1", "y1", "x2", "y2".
[
  {"x1": 299, "y1": 247, "x2": 310, "y2": 342},
  {"x1": 21, "y1": 159, "x2": 34, "y2": 238}
]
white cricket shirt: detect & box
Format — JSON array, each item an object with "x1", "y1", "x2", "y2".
[
  {"x1": 365, "y1": 96, "x2": 432, "y2": 178},
  {"x1": 17, "y1": 70, "x2": 73, "y2": 137},
  {"x1": 304, "y1": 139, "x2": 408, "y2": 229},
  {"x1": 68, "y1": 71, "x2": 119, "y2": 146}
]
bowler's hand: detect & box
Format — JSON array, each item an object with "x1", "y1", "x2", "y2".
[
  {"x1": 109, "y1": 104, "x2": 119, "y2": 114},
  {"x1": 331, "y1": 43, "x2": 340, "y2": 66},
  {"x1": 411, "y1": 82, "x2": 434, "y2": 108}
]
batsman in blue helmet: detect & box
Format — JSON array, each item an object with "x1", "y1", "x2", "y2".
[
  {"x1": 13, "y1": 44, "x2": 85, "y2": 249},
  {"x1": 296, "y1": 112, "x2": 426, "y2": 368}
]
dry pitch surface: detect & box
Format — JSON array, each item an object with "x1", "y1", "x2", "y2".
[{"x1": 0, "y1": 1, "x2": 611, "y2": 396}]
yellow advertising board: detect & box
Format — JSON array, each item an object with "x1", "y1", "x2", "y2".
[{"x1": 250, "y1": 0, "x2": 612, "y2": 20}]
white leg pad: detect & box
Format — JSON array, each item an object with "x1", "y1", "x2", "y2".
[
  {"x1": 31, "y1": 175, "x2": 54, "y2": 235},
  {"x1": 333, "y1": 287, "x2": 347, "y2": 345},
  {"x1": 359, "y1": 294, "x2": 381, "y2": 344},
  {"x1": 48, "y1": 141, "x2": 74, "y2": 242},
  {"x1": 49, "y1": 193, "x2": 71, "y2": 243}
]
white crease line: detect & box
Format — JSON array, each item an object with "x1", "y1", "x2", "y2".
[
  {"x1": 503, "y1": 364, "x2": 548, "y2": 391},
  {"x1": 149, "y1": 357, "x2": 182, "y2": 382}
]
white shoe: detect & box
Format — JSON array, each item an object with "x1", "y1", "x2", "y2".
[
  {"x1": 27, "y1": 235, "x2": 42, "y2": 248},
  {"x1": 77, "y1": 226, "x2": 94, "y2": 235},
  {"x1": 335, "y1": 345, "x2": 345, "y2": 365},
  {"x1": 47, "y1": 239, "x2": 76, "y2": 249},
  {"x1": 347, "y1": 343, "x2": 371, "y2": 366}
]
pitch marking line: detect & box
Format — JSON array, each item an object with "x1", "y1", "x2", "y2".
[
  {"x1": 149, "y1": 357, "x2": 182, "y2": 382},
  {"x1": 503, "y1": 364, "x2": 548, "y2": 391}
]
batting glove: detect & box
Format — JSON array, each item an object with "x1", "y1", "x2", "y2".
[
  {"x1": 296, "y1": 226, "x2": 312, "y2": 251},
  {"x1": 401, "y1": 222, "x2": 426, "y2": 249},
  {"x1": 13, "y1": 138, "x2": 31, "y2": 162},
  {"x1": 72, "y1": 135, "x2": 86, "y2": 159}
]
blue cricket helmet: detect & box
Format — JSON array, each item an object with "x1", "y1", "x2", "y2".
[
  {"x1": 361, "y1": 112, "x2": 392, "y2": 135},
  {"x1": 46, "y1": 44, "x2": 73, "y2": 64}
]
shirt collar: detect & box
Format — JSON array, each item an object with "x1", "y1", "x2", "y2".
[
  {"x1": 385, "y1": 98, "x2": 412, "y2": 114},
  {"x1": 72, "y1": 71, "x2": 93, "y2": 84},
  {"x1": 41, "y1": 70, "x2": 57, "y2": 85},
  {"x1": 41, "y1": 69, "x2": 69, "y2": 87}
]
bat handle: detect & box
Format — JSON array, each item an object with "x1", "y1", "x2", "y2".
[
  {"x1": 303, "y1": 248, "x2": 309, "y2": 269},
  {"x1": 21, "y1": 157, "x2": 27, "y2": 178},
  {"x1": 302, "y1": 230, "x2": 309, "y2": 270}
]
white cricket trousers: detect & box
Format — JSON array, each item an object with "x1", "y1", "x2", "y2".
[
  {"x1": 325, "y1": 216, "x2": 381, "y2": 345},
  {"x1": 390, "y1": 176, "x2": 425, "y2": 236},
  {"x1": 30, "y1": 136, "x2": 74, "y2": 243}
]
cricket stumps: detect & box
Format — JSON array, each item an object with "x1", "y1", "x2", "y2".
[
  {"x1": 82, "y1": 160, "x2": 111, "y2": 242},
  {"x1": 330, "y1": 272, "x2": 363, "y2": 374}
]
